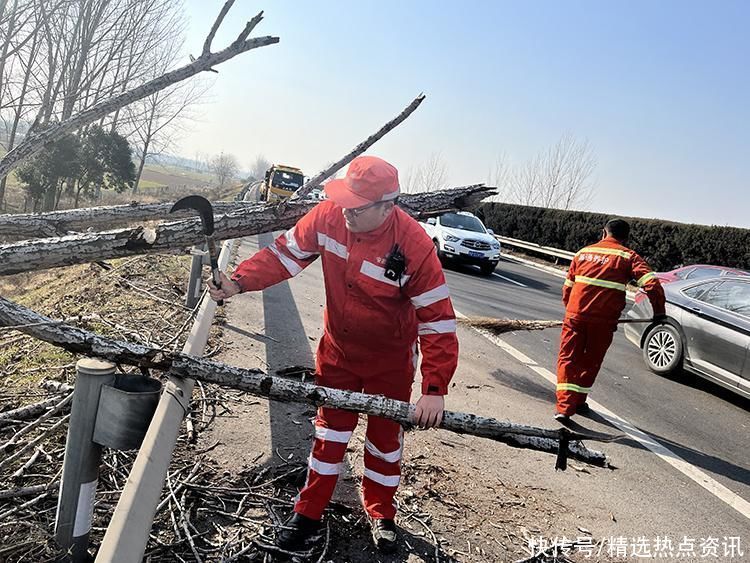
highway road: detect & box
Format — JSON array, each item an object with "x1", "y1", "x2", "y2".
[{"x1": 444, "y1": 255, "x2": 749, "y2": 536}]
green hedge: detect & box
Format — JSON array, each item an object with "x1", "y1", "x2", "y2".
[{"x1": 477, "y1": 203, "x2": 750, "y2": 272}]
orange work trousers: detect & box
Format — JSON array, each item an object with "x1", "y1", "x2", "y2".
[
  {"x1": 556, "y1": 317, "x2": 616, "y2": 416},
  {"x1": 294, "y1": 335, "x2": 416, "y2": 521}
]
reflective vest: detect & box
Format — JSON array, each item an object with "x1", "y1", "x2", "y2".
[
  {"x1": 562, "y1": 237, "x2": 665, "y2": 323},
  {"x1": 231, "y1": 201, "x2": 459, "y2": 395}
]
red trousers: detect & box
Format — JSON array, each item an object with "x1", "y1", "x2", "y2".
[
  {"x1": 556, "y1": 317, "x2": 616, "y2": 416},
  {"x1": 294, "y1": 335, "x2": 416, "y2": 521}
]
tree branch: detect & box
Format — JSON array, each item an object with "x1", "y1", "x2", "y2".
[
  {"x1": 202, "y1": 0, "x2": 236, "y2": 56},
  {"x1": 292, "y1": 93, "x2": 426, "y2": 200},
  {"x1": 0, "y1": 295, "x2": 610, "y2": 468}
]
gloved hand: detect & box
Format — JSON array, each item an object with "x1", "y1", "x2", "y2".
[
  {"x1": 652, "y1": 314, "x2": 667, "y2": 323},
  {"x1": 208, "y1": 272, "x2": 241, "y2": 302}
]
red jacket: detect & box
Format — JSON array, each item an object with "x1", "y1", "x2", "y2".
[
  {"x1": 231, "y1": 200, "x2": 459, "y2": 395},
  {"x1": 563, "y1": 237, "x2": 665, "y2": 323}
]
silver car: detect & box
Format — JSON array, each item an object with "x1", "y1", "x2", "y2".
[{"x1": 624, "y1": 276, "x2": 750, "y2": 400}]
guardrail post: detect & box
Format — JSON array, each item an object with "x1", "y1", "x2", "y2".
[
  {"x1": 185, "y1": 244, "x2": 208, "y2": 309},
  {"x1": 55, "y1": 358, "x2": 116, "y2": 562}
]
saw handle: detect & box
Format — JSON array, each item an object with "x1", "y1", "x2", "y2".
[{"x1": 206, "y1": 237, "x2": 223, "y2": 306}]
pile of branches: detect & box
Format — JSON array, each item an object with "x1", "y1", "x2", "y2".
[
  {"x1": 0, "y1": 379, "x2": 462, "y2": 562},
  {"x1": 0, "y1": 378, "x2": 304, "y2": 561}
]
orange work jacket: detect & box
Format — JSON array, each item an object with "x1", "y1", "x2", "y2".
[
  {"x1": 562, "y1": 237, "x2": 665, "y2": 323},
  {"x1": 231, "y1": 201, "x2": 459, "y2": 395}
]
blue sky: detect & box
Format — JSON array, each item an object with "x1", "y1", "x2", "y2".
[{"x1": 179, "y1": 1, "x2": 749, "y2": 228}]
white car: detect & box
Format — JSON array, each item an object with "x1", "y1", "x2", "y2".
[
  {"x1": 421, "y1": 211, "x2": 501, "y2": 276},
  {"x1": 305, "y1": 188, "x2": 326, "y2": 201}
]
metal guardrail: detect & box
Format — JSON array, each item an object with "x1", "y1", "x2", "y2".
[{"x1": 495, "y1": 235, "x2": 575, "y2": 262}]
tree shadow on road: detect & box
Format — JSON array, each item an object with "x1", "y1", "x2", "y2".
[{"x1": 490, "y1": 368, "x2": 557, "y2": 404}]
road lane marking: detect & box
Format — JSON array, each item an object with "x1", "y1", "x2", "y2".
[
  {"x1": 455, "y1": 310, "x2": 750, "y2": 521},
  {"x1": 492, "y1": 272, "x2": 527, "y2": 287}
]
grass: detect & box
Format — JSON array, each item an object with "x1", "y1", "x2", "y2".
[
  {"x1": 137, "y1": 179, "x2": 167, "y2": 190},
  {"x1": 0, "y1": 254, "x2": 202, "y2": 398}
]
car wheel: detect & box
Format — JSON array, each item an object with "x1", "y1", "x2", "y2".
[
  {"x1": 642, "y1": 323, "x2": 683, "y2": 375},
  {"x1": 479, "y1": 262, "x2": 497, "y2": 276}
]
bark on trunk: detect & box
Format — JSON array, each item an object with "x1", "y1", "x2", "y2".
[
  {"x1": 0, "y1": 201, "x2": 267, "y2": 238},
  {"x1": 0, "y1": 296, "x2": 610, "y2": 468},
  {"x1": 0, "y1": 185, "x2": 494, "y2": 275}
]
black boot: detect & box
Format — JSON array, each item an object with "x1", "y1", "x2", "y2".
[
  {"x1": 275, "y1": 512, "x2": 321, "y2": 552},
  {"x1": 371, "y1": 518, "x2": 398, "y2": 553}
]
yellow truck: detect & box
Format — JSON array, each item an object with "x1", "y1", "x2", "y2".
[{"x1": 261, "y1": 164, "x2": 305, "y2": 202}]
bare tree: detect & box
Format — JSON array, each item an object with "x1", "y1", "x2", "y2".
[
  {"x1": 485, "y1": 152, "x2": 510, "y2": 202},
  {"x1": 248, "y1": 154, "x2": 271, "y2": 181},
  {"x1": 402, "y1": 152, "x2": 449, "y2": 193},
  {"x1": 123, "y1": 25, "x2": 213, "y2": 194},
  {"x1": 507, "y1": 134, "x2": 596, "y2": 210},
  {"x1": 0, "y1": 5, "x2": 278, "y2": 181},
  {"x1": 210, "y1": 152, "x2": 239, "y2": 190}
]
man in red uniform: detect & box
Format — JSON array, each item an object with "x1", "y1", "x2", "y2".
[
  {"x1": 556, "y1": 219, "x2": 665, "y2": 421},
  {"x1": 208, "y1": 156, "x2": 459, "y2": 553}
]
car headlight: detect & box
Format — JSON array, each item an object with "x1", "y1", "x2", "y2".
[
  {"x1": 491, "y1": 242, "x2": 500, "y2": 249},
  {"x1": 444, "y1": 234, "x2": 461, "y2": 243}
]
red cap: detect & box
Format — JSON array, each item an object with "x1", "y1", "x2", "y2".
[{"x1": 324, "y1": 156, "x2": 400, "y2": 208}]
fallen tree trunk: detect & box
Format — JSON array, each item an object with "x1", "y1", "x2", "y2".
[
  {"x1": 0, "y1": 296, "x2": 609, "y2": 468},
  {"x1": 0, "y1": 201, "x2": 267, "y2": 239},
  {"x1": 0, "y1": 5, "x2": 278, "y2": 180},
  {"x1": 0, "y1": 185, "x2": 494, "y2": 276}
]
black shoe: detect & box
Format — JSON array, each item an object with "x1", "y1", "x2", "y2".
[
  {"x1": 275, "y1": 513, "x2": 321, "y2": 552},
  {"x1": 576, "y1": 402, "x2": 590, "y2": 415},
  {"x1": 371, "y1": 518, "x2": 398, "y2": 553},
  {"x1": 553, "y1": 412, "x2": 570, "y2": 422}
]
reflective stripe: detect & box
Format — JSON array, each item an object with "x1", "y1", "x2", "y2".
[
  {"x1": 268, "y1": 244, "x2": 303, "y2": 276},
  {"x1": 564, "y1": 279, "x2": 574, "y2": 288},
  {"x1": 363, "y1": 468, "x2": 400, "y2": 487},
  {"x1": 556, "y1": 383, "x2": 592, "y2": 393},
  {"x1": 314, "y1": 426, "x2": 352, "y2": 444},
  {"x1": 637, "y1": 272, "x2": 657, "y2": 286},
  {"x1": 360, "y1": 260, "x2": 411, "y2": 287},
  {"x1": 317, "y1": 232, "x2": 349, "y2": 260},
  {"x1": 410, "y1": 284, "x2": 450, "y2": 308},
  {"x1": 574, "y1": 276, "x2": 627, "y2": 291},
  {"x1": 284, "y1": 227, "x2": 318, "y2": 260},
  {"x1": 365, "y1": 438, "x2": 402, "y2": 463},
  {"x1": 418, "y1": 319, "x2": 457, "y2": 335},
  {"x1": 308, "y1": 456, "x2": 341, "y2": 476},
  {"x1": 577, "y1": 247, "x2": 632, "y2": 260}
]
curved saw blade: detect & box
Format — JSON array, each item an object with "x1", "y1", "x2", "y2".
[{"x1": 170, "y1": 195, "x2": 214, "y2": 235}]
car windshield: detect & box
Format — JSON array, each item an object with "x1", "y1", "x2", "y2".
[
  {"x1": 271, "y1": 170, "x2": 304, "y2": 191},
  {"x1": 439, "y1": 213, "x2": 485, "y2": 233},
  {"x1": 686, "y1": 267, "x2": 723, "y2": 280}
]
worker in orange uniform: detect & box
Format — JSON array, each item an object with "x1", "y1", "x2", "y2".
[
  {"x1": 208, "y1": 156, "x2": 459, "y2": 553},
  {"x1": 556, "y1": 219, "x2": 665, "y2": 421}
]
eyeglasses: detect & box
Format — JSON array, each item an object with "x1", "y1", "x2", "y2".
[{"x1": 346, "y1": 201, "x2": 382, "y2": 217}]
